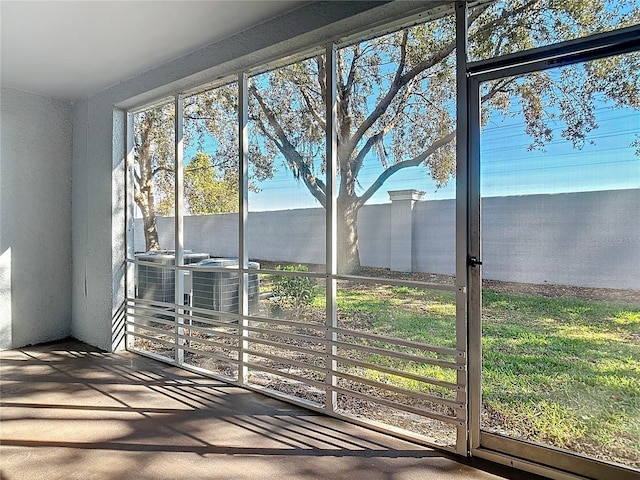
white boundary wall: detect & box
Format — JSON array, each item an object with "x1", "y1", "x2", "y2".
[{"x1": 135, "y1": 189, "x2": 639, "y2": 290}]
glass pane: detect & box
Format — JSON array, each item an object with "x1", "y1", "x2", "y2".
[
  {"x1": 245, "y1": 269, "x2": 327, "y2": 404},
  {"x1": 480, "y1": 53, "x2": 640, "y2": 469},
  {"x1": 335, "y1": 13, "x2": 457, "y2": 277},
  {"x1": 132, "y1": 102, "x2": 176, "y2": 254},
  {"x1": 469, "y1": 1, "x2": 640, "y2": 62},
  {"x1": 180, "y1": 259, "x2": 244, "y2": 379},
  {"x1": 336, "y1": 280, "x2": 459, "y2": 444},
  {"x1": 130, "y1": 103, "x2": 178, "y2": 356},
  {"x1": 255, "y1": 270, "x2": 325, "y2": 322},
  {"x1": 182, "y1": 83, "x2": 239, "y2": 261},
  {"x1": 247, "y1": 55, "x2": 327, "y2": 269},
  {"x1": 337, "y1": 281, "x2": 457, "y2": 371},
  {"x1": 245, "y1": 56, "x2": 329, "y2": 404},
  {"x1": 178, "y1": 84, "x2": 243, "y2": 374}
]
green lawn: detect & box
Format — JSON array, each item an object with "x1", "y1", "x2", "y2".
[
  {"x1": 336, "y1": 284, "x2": 640, "y2": 465},
  {"x1": 261, "y1": 270, "x2": 639, "y2": 464},
  {"x1": 481, "y1": 290, "x2": 639, "y2": 463}
]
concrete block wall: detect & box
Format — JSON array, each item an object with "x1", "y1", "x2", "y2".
[
  {"x1": 136, "y1": 189, "x2": 639, "y2": 290},
  {"x1": 412, "y1": 198, "x2": 457, "y2": 275},
  {"x1": 480, "y1": 189, "x2": 640, "y2": 289},
  {"x1": 358, "y1": 203, "x2": 392, "y2": 269}
]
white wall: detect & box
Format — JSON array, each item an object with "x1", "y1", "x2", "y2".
[
  {"x1": 480, "y1": 189, "x2": 640, "y2": 289},
  {"x1": 71, "y1": 1, "x2": 424, "y2": 351},
  {"x1": 0, "y1": 87, "x2": 72, "y2": 350},
  {"x1": 136, "y1": 189, "x2": 640, "y2": 290}
]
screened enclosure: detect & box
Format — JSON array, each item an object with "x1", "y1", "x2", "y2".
[{"x1": 124, "y1": 3, "x2": 640, "y2": 479}]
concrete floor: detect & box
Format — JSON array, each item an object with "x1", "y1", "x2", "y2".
[{"x1": 0, "y1": 339, "x2": 547, "y2": 480}]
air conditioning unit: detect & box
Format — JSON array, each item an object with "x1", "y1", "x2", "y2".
[
  {"x1": 135, "y1": 250, "x2": 210, "y2": 304},
  {"x1": 191, "y1": 258, "x2": 260, "y2": 317}
]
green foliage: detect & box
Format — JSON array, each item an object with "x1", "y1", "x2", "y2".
[
  {"x1": 185, "y1": 153, "x2": 239, "y2": 215},
  {"x1": 133, "y1": 83, "x2": 275, "y2": 249},
  {"x1": 134, "y1": 1, "x2": 640, "y2": 264},
  {"x1": 245, "y1": 1, "x2": 640, "y2": 272},
  {"x1": 248, "y1": 0, "x2": 640, "y2": 200},
  {"x1": 271, "y1": 264, "x2": 319, "y2": 315},
  {"x1": 157, "y1": 152, "x2": 239, "y2": 216}
]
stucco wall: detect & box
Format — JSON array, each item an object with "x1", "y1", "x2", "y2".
[
  {"x1": 0, "y1": 87, "x2": 72, "y2": 350},
  {"x1": 480, "y1": 189, "x2": 640, "y2": 289},
  {"x1": 136, "y1": 189, "x2": 640, "y2": 290}
]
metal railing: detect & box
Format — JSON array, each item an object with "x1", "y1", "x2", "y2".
[{"x1": 126, "y1": 259, "x2": 467, "y2": 453}]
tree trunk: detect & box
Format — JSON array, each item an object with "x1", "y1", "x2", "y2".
[
  {"x1": 337, "y1": 198, "x2": 361, "y2": 275},
  {"x1": 136, "y1": 114, "x2": 161, "y2": 252},
  {"x1": 142, "y1": 202, "x2": 160, "y2": 251}
]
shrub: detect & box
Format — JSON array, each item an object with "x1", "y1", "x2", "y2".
[{"x1": 271, "y1": 264, "x2": 318, "y2": 315}]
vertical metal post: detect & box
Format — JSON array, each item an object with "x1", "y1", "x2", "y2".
[
  {"x1": 455, "y1": 0, "x2": 470, "y2": 455},
  {"x1": 125, "y1": 112, "x2": 136, "y2": 350},
  {"x1": 174, "y1": 95, "x2": 185, "y2": 365},
  {"x1": 467, "y1": 76, "x2": 483, "y2": 452},
  {"x1": 239, "y1": 73, "x2": 250, "y2": 385},
  {"x1": 325, "y1": 43, "x2": 338, "y2": 412},
  {"x1": 467, "y1": 49, "x2": 484, "y2": 457}
]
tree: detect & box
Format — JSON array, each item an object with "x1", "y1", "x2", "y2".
[
  {"x1": 133, "y1": 84, "x2": 273, "y2": 251},
  {"x1": 247, "y1": 0, "x2": 639, "y2": 273},
  {"x1": 133, "y1": 104, "x2": 175, "y2": 251},
  {"x1": 135, "y1": 1, "x2": 639, "y2": 269},
  {"x1": 156, "y1": 152, "x2": 239, "y2": 216}
]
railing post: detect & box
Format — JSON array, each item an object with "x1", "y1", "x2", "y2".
[{"x1": 239, "y1": 72, "x2": 250, "y2": 385}]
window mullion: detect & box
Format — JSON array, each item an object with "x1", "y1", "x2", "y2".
[
  {"x1": 239, "y1": 72, "x2": 250, "y2": 385},
  {"x1": 325, "y1": 42, "x2": 338, "y2": 413},
  {"x1": 174, "y1": 94, "x2": 185, "y2": 365}
]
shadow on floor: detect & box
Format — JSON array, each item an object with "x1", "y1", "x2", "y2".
[{"x1": 0, "y1": 338, "x2": 548, "y2": 480}]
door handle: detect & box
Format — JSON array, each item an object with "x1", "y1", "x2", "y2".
[{"x1": 468, "y1": 256, "x2": 483, "y2": 267}]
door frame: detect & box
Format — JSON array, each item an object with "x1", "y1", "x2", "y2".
[{"x1": 466, "y1": 24, "x2": 640, "y2": 480}]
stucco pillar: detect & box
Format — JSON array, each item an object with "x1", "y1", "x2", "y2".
[{"x1": 388, "y1": 189, "x2": 425, "y2": 272}]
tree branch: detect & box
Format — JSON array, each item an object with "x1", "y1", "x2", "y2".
[
  {"x1": 250, "y1": 84, "x2": 327, "y2": 207},
  {"x1": 344, "y1": 30, "x2": 435, "y2": 160},
  {"x1": 357, "y1": 130, "x2": 456, "y2": 208},
  {"x1": 470, "y1": 0, "x2": 537, "y2": 39},
  {"x1": 300, "y1": 87, "x2": 326, "y2": 130},
  {"x1": 336, "y1": 47, "x2": 352, "y2": 145},
  {"x1": 316, "y1": 55, "x2": 326, "y2": 105},
  {"x1": 344, "y1": 4, "x2": 493, "y2": 163},
  {"x1": 343, "y1": 44, "x2": 361, "y2": 102},
  {"x1": 351, "y1": 79, "x2": 415, "y2": 175},
  {"x1": 481, "y1": 77, "x2": 515, "y2": 102},
  {"x1": 151, "y1": 165, "x2": 173, "y2": 176}
]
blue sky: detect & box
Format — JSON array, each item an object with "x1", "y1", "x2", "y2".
[
  {"x1": 183, "y1": 59, "x2": 639, "y2": 213},
  {"x1": 172, "y1": 2, "x2": 640, "y2": 214},
  {"x1": 479, "y1": 100, "x2": 639, "y2": 198},
  {"x1": 233, "y1": 99, "x2": 638, "y2": 211}
]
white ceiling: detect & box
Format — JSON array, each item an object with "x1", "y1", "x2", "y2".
[{"x1": 0, "y1": 0, "x2": 307, "y2": 101}]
